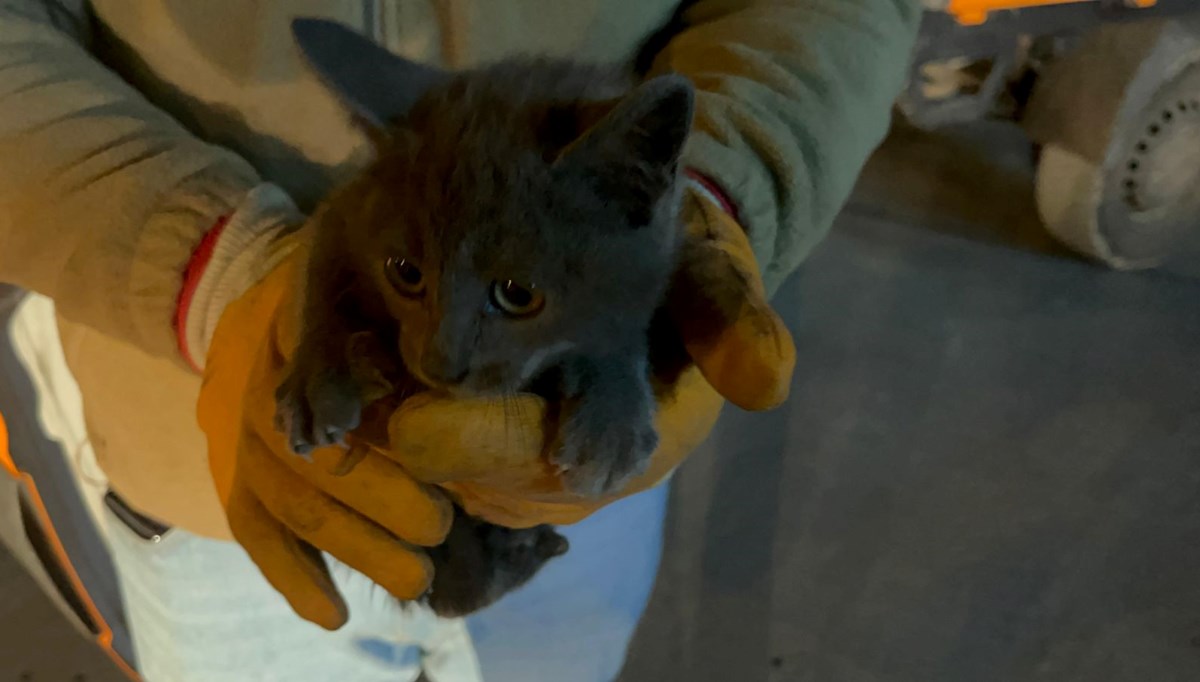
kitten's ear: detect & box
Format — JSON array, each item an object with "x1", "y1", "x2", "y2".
[
  {"x1": 292, "y1": 18, "x2": 448, "y2": 138},
  {"x1": 558, "y1": 74, "x2": 695, "y2": 224}
]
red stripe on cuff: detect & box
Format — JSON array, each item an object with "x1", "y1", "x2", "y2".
[
  {"x1": 175, "y1": 216, "x2": 230, "y2": 373},
  {"x1": 684, "y1": 169, "x2": 739, "y2": 222}
]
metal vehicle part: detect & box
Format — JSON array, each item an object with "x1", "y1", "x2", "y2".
[
  {"x1": 906, "y1": 0, "x2": 1200, "y2": 270},
  {"x1": 1029, "y1": 17, "x2": 1200, "y2": 268},
  {"x1": 903, "y1": 0, "x2": 1194, "y2": 128}
]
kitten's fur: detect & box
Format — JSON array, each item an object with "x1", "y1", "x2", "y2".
[{"x1": 280, "y1": 19, "x2": 694, "y2": 616}]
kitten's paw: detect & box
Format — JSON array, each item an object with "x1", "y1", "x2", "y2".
[
  {"x1": 555, "y1": 418, "x2": 658, "y2": 497},
  {"x1": 427, "y1": 518, "x2": 568, "y2": 617},
  {"x1": 274, "y1": 366, "x2": 364, "y2": 457}
]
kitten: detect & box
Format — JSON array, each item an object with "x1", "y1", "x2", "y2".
[{"x1": 278, "y1": 19, "x2": 694, "y2": 616}]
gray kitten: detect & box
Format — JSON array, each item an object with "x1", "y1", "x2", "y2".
[{"x1": 278, "y1": 19, "x2": 694, "y2": 616}]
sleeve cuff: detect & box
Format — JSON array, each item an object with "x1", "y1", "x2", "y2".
[
  {"x1": 684, "y1": 169, "x2": 738, "y2": 221},
  {"x1": 175, "y1": 183, "x2": 304, "y2": 372}
]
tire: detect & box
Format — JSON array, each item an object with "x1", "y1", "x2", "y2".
[{"x1": 1026, "y1": 17, "x2": 1200, "y2": 269}]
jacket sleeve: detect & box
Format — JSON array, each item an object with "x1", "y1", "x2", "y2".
[
  {"x1": 0, "y1": 0, "x2": 263, "y2": 360},
  {"x1": 651, "y1": 0, "x2": 921, "y2": 293}
]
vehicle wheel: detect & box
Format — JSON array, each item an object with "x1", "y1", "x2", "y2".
[{"x1": 1026, "y1": 18, "x2": 1200, "y2": 269}]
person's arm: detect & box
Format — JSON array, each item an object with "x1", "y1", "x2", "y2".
[
  {"x1": 0, "y1": 0, "x2": 296, "y2": 366},
  {"x1": 650, "y1": 0, "x2": 921, "y2": 293}
]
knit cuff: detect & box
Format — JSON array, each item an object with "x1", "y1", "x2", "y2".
[
  {"x1": 685, "y1": 169, "x2": 738, "y2": 221},
  {"x1": 176, "y1": 183, "x2": 304, "y2": 371}
]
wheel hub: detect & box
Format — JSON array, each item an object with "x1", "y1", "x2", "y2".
[
  {"x1": 1117, "y1": 66, "x2": 1200, "y2": 218},
  {"x1": 1096, "y1": 59, "x2": 1200, "y2": 266}
]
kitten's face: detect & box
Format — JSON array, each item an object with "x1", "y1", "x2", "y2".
[
  {"x1": 343, "y1": 75, "x2": 692, "y2": 396},
  {"x1": 354, "y1": 132, "x2": 679, "y2": 396}
]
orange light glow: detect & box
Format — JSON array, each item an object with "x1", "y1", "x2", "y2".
[{"x1": 947, "y1": 0, "x2": 1157, "y2": 26}]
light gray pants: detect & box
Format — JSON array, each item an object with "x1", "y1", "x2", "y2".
[{"x1": 105, "y1": 516, "x2": 481, "y2": 681}]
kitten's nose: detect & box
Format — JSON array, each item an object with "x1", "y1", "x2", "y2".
[{"x1": 420, "y1": 350, "x2": 469, "y2": 387}]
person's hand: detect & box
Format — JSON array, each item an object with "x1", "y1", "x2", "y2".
[
  {"x1": 196, "y1": 242, "x2": 454, "y2": 631},
  {"x1": 367, "y1": 191, "x2": 796, "y2": 527}
]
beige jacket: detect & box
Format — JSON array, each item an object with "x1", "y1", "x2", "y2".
[{"x1": 0, "y1": 0, "x2": 919, "y2": 536}]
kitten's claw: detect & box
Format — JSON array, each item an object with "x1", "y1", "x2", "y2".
[
  {"x1": 554, "y1": 419, "x2": 658, "y2": 497},
  {"x1": 275, "y1": 366, "x2": 364, "y2": 456}
]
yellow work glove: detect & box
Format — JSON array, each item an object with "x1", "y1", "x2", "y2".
[
  {"x1": 196, "y1": 242, "x2": 454, "y2": 631},
  {"x1": 372, "y1": 192, "x2": 796, "y2": 528}
]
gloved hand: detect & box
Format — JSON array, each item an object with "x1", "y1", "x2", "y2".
[
  {"x1": 196, "y1": 186, "x2": 793, "y2": 630},
  {"x1": 196, "y1": 237, "x2": 453, "y2": 631},
  {"x1": 360, "y1": 190, "x2": 796, "y2": 528}
]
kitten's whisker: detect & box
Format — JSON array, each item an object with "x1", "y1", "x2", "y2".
[
  {"x1": 506, "y1": 390, "x2": 528, "y2": 451},
  {"x1": 510, "y1": 390, "x2": 531, "y2": 452},
  {"x1": 500, "y1": 391, "x2": 515, "y2": 447},
  {"x1": 329, "y1": 280, "x2": 356, "y2": 306}
]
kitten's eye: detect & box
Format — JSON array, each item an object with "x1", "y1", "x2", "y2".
[
  {"x1": 384, "y1": 257, "x2": 425, "y2": 296},
  {"x1": 490, "y1": 280, "x2": 544, "y2": 317}
]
